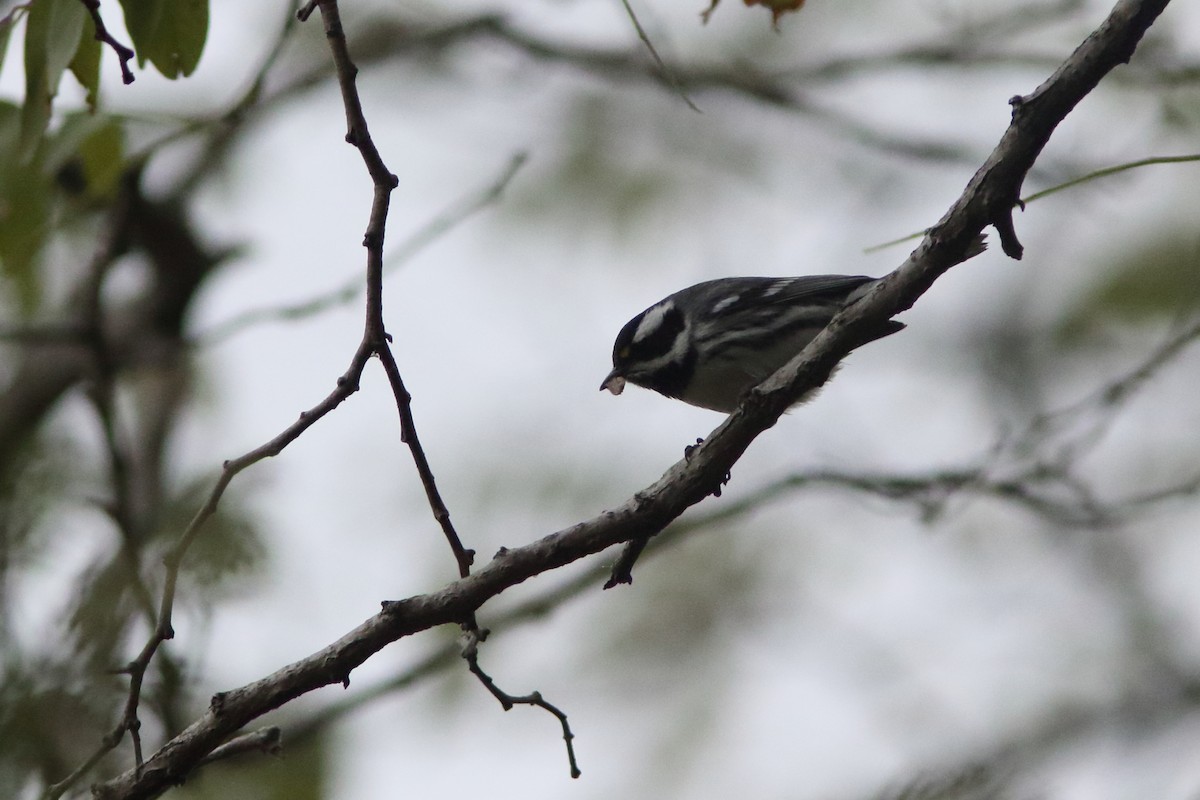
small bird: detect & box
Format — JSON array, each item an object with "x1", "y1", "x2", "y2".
[{"x1": 600, "y1": 275, "x2": 902, "y2": 413}]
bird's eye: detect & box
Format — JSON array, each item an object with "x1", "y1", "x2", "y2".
[{"x1": 618, "y1": 346, "x2": 631, "y2": 360}]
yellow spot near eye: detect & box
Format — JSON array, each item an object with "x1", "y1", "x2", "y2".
[{"x1": 618, "y1": 347, "x2": 630, "y2": 360}]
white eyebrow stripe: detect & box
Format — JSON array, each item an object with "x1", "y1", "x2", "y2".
[
  {"x1": 762, "y1": 279, "x2": 791, "y2": 297},
  {"x1": 633, "y1": 300, "x2": 673, "y2": 342},
  {"x1": 710, "y1": 294, "x2": 740, "y2": 314}
]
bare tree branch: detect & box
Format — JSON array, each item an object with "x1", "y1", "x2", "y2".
[
  {"x1": 87, "y1": 2, "x2": 1173, "y2": 796},
  {"x1": 95, "y1": 303, "x2": 1200, "y2": 786}
]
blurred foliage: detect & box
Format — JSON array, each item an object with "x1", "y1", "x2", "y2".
[
  {"x1": 0, "y1": 1, "x2": 225, "y2": 790},
  {"x1": 68, "y1": 13, "x2": 101, "y2": 112},
  {"x1": 19, "y1": 0, "x2": 87, "y2": 157},
  {"x1": 170, "y1": 477, "x2": 267, "y2": 597},
  {"x1": 1062, "y1": 233, "x2": 1200, "y2": 336},
  {"x1": 503, "y1": 91, "x2": 760, "y2": 253},
  {"x1": 1, "y1": 0, "x2": 209, "y2": 95},
  {"x1": 595, "y1": 525, "x2": 777, "y2": 673},
  {"x1": 508, "y1": 94, "x2": 681, "y2": 233},
  {"x1": 118, "y1": 0, "x2": 209, "y2": 79},
  {"x1": 0, "y1": 658, "x2": 121, "y2": 796},
  {"x1": 587, "y1": 523, "x2": 780, "y2": 781},
  {"x1": 172, "y1": 728, "x2": 329, "y2": 800},
  {"x1": 880, "y1": 763, "x2": 1013, "y2": 800},
  {"x1": 0, "y1": 102, "x2": 127, "y2": 312},
  {"x1": 0, "y1": 431, "x2": 77, "y2": 632},
  {"x1": 0, "y1": 99, "x2": 52, "y2": 309},
  {"x1": 0, "y1": 394, "x2": 265, "y2": 789},
  {"x1": 0, "y1": 0, "x2": 205, "y2": 305}
]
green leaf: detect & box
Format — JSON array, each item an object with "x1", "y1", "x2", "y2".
[
  {"x1": 119, "y1": 0, "x2": 209, "y2": 79},
  {"x1": 0, "y1": 171, "x2": 49, "y2": 307},
  {"x1": 0, "y1": 99, "x2": 20, "y2": 154},
  {"x1": 20, "y1": 0, "x2": 88, "y2": 157},
  {"x1": 74, "y1": 118, "x2": 124, "y2": 198},
  {"x1": 0, "y1": 103, "x2": 50, "y2": 309},
  {"x1": 69, "y1": 14, "x2": 103, "y2": 112},
  {"x1": 0, "y1": 106, "x2": 125, "y2": 308}
]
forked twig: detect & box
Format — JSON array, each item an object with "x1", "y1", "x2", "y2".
[
  {"x1": 460, "y1": 625, "x2": 582, "y2": 778},
  {"x1": 78, "y1": 0, "x2": 136, "y2": 84}
]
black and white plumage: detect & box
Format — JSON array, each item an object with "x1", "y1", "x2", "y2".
[{"x1": 600, "y1": 275, "x2": 903, "y2": 413}]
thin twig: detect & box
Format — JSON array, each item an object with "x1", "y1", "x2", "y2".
[
  {"x1": 461, "y1": 625, "x2": 582, "y2": 778},
  {"x1": 376, "y1": 348, "x2": 474, "y2": 575},
  {"x1": 299, "y1": 0, "x2": 471, "y2": 577},
  {"x1": 618, "y1": 0, "x2": 700, "y2": 112},
  {"x1": 43, "y1": 743, "x2": 115, "y2": 800},
  {"x1": 196, "y1": 727, "x2": 283, "y2": 767},
  {"x1": 1021, "y1": 153, "x2": 1200, "y2": 203},
  {"x1": 78, "y1": 0, "x2": 136, "y2": 84},
  {"x1": 0, "y1": 3, "x2": 33, "y2": 27},
  {"x1": 42, "y1": 184, "x2": 154, "y2": 796},
  {"x1": 865, "y1": 153, "x2": 1200, "y2": 254},
  {"x1": 1014, "y1": 316, "x2": 1200, "y2": 470}
]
